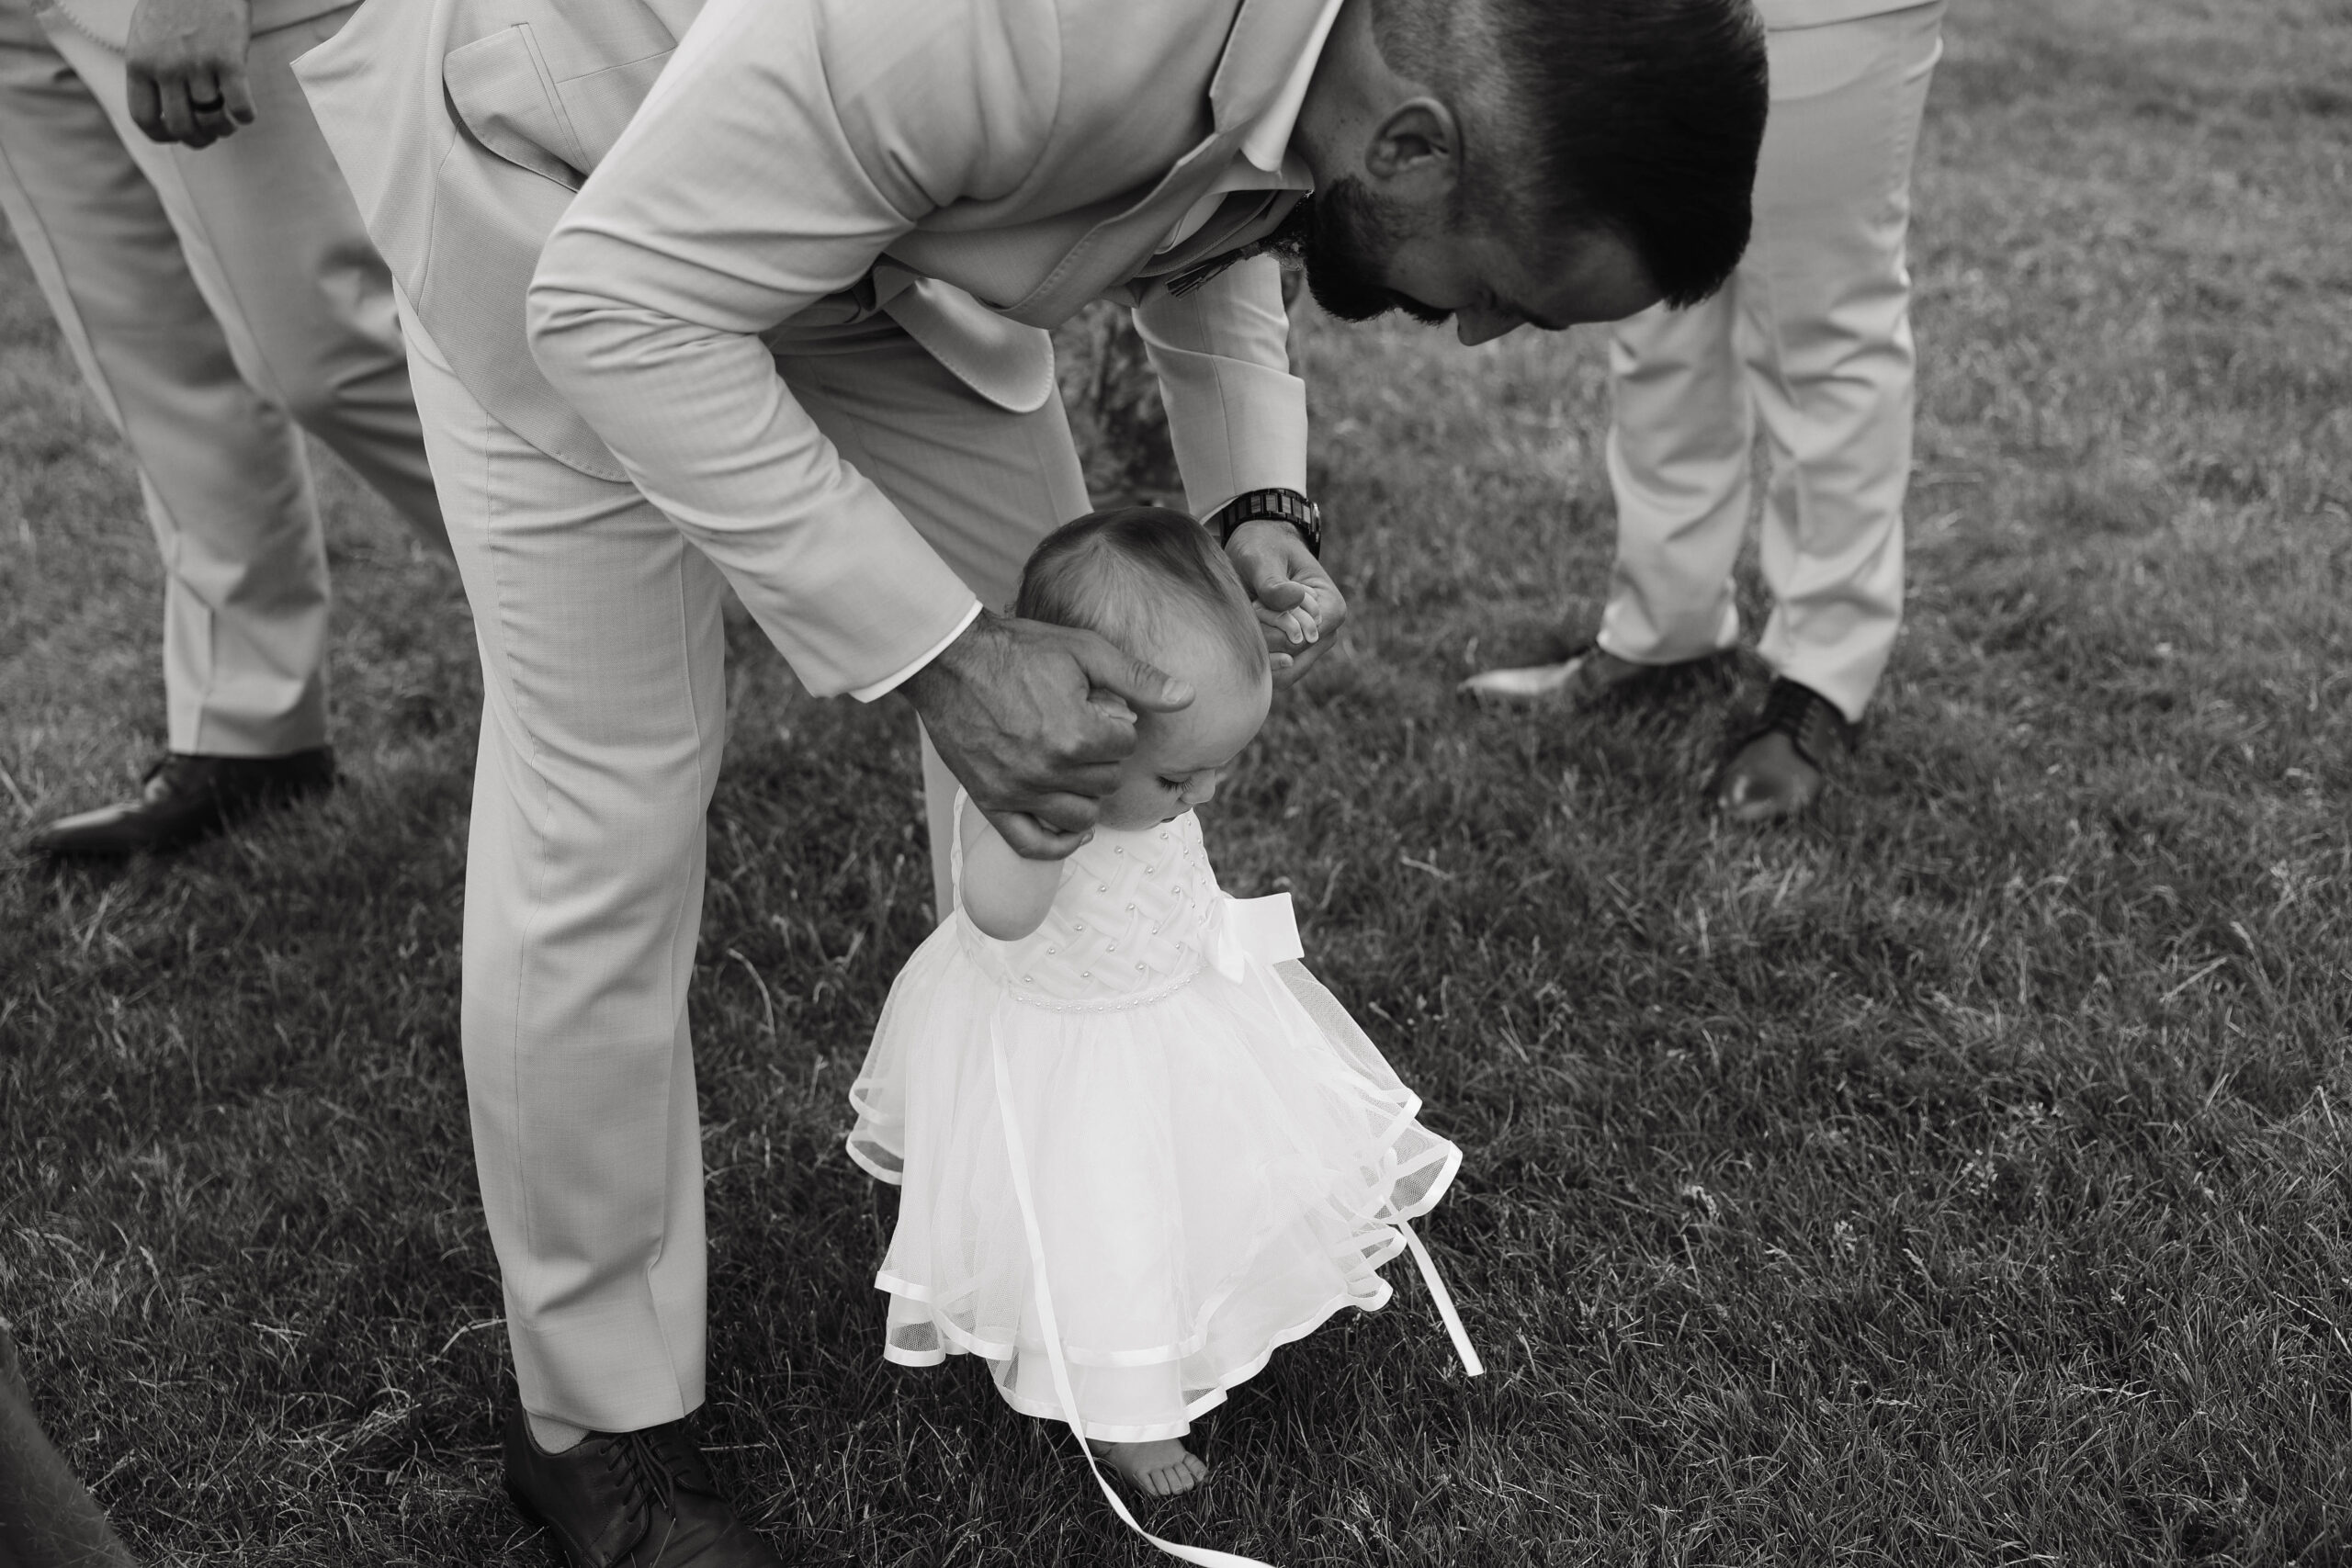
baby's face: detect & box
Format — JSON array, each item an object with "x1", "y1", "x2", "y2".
[{"x1": 1094, "y1": 655, "x2": 1272, "y2": 830}]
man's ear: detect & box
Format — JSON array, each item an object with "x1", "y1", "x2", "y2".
[{"x1": 1362, "y1": 96, "x2": 1462, "y2": 199}]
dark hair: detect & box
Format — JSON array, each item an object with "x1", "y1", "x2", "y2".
[
  {"x1": 1014, "y1": 506, "x2": 1267, "y2": 675},
  {"x1": 1378, "y1": 0, "x2": 1770, "y2": 308}
]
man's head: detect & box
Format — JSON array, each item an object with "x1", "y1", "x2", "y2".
[{"x1": 1288, "y1": 0, "x2": 1769, "y2": 343}]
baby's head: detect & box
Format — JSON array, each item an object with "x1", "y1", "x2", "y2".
[{"x1": 1015, "y1": 506, "x2": 1272, "y2": 829}]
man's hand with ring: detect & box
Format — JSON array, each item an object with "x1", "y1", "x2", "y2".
[
  {"x1": 127, "y1": 0, "x2": 254, "y2": 149},
  {"x1": 901, "y1": 611, "x2": 1194, "y2": 859},
  {"x1": 1226, "y1": 517, "x2": 1346, "y2": 686}
]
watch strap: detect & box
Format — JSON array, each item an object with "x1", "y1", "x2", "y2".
[{"x1": 1211, "y1": 488, "x2": 1321, "y2": 557}]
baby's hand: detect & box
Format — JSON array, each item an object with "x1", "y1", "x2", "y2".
[{"x1": 1257, "y1": 581, "x2": 1337, "y2": 650}]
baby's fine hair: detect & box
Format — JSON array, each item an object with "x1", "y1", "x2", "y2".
[{"x1": 1013, "y1": 506, "x2": 1268, "y2": 676}]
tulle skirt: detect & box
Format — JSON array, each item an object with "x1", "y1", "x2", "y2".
[{"x1": 846, "y1": 928, "x2": 1460, "y2": 1442}]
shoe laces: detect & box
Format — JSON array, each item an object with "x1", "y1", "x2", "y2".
[
  {"x1": 598, "y1": 1429, "x2": 677, "y2": 1544},
  {"x1": 1755, "y1": 680, "x2": 1842, "y2": 767},
  {"x1": 595, "y1": 1423, "x2": 710, "y2": 1557}
]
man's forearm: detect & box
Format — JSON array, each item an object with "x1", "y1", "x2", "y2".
[{"x1": 1132, "y1": 254, "x2": 1308, "y2": 521}]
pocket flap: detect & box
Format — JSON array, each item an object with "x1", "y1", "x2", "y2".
[{"x1": 444, "y1": 24, "x2": 587, "y2": 191}]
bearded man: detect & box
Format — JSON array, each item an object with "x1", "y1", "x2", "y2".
[{"x1": 294, "y1": 0, "x2": 1766, "y2": 1559}]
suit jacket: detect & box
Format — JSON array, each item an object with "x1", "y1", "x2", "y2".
[{"x1": 296, "y1": 0, "x2": 1315, "y2": 695}]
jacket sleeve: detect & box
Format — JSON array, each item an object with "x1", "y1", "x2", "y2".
[
  {"x1": 1130, "y1": 254, "x2": 1307, "y2": 523},
  {"x1": 525, "y1": 0, "x2": 1057, "y2": 698}
]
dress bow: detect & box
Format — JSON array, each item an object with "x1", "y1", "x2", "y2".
[{"x1": 1208, "y1": 892, "x2": 1304, "y2": 983}]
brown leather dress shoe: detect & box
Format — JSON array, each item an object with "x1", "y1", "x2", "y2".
[
  {"x1": 26, "y1": 749, "x2": 335, "y2": 857},
  {"x1": 1713, "y1": 678, "x2": 1853, "y2": 822},
  {"x1": 503, "y1": 1407, "x2": 786, "y2": 1568}
]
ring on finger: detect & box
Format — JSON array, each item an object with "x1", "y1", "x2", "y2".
[{"x1": 189, "y1": 93, "x2": 227, "y2": 113}]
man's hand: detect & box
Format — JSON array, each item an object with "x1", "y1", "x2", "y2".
[
  {"x1": 901, "y1": 612, "x2": 1193, "y2": 860},
  {"x1": 127, "y1": 0, "x2": 254, "y2": 149},
  {"x1": 1226, "y1": 518, "x2": 1346, "y2": 686}
]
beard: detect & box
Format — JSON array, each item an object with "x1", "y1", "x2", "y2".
[{"x1": 1263, "y1": 175, "x2": 1452, "y2": 326}]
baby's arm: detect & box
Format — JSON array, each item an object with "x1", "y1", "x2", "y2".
[{"x1": 957, "y1": 796, "x2": 1066, "y2": 941}]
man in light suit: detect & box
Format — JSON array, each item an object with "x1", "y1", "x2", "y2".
[
  {"x1": 0, "y1": 0, "x2": 449, "y2": 856},
  {"x1": 296, "y1": 0, "x2": 1767, "y2": 1557},
  {"x1": 1463, "y1": 0, "x2": 1947, "y2": 824}
]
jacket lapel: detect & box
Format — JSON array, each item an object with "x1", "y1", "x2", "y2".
[{"x1": 994, "y1": 0, "x2": 1329, "y2": 325}]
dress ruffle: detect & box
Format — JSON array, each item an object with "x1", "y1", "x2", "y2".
[{"x1": 848, "y1": 936, "x2": 1459, "y2": 1443}]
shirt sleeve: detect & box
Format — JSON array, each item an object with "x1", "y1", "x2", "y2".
[
  {"x1": 1130, "y1": 254, "x2": 1308, "y2": 523},
  {"x1": 525, "y1": 0, "x2": 1051, "y2": 697},
  {"x1": 849, "y1": 601, "x2": 984, "y2": 703}
]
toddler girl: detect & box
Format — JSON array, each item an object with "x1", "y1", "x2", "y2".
[{"x1": 845, "y1": 506, "x2": 1477, "y2": 1565}]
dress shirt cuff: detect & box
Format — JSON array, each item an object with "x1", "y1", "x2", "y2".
[{"x1": 851, "y1": 599, "x2": 982, "y2": 703}]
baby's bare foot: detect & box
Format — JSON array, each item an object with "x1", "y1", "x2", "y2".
[{"x1": 1091, "y1": 1437, "x2": 1208, "y2": 1496}]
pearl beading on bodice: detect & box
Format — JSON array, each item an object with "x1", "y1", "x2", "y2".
[{"x1": 958, "y1": 813, "x2": 1223, "y2": 1010}]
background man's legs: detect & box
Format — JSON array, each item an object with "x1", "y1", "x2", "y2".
[
  {"x1": 0, "y1": 0, "x2": 447, "y2": 853},
  {"x1": 1740, "y1": 2, "x2": 1945, "y2": 728},
  {"x1": 0, "y1": 2, "x2": 330, "y2": 759},
  {"x1": 38, "y1": 6, "x2": 446, "y2": 554},
  {"x1": 1460, "y1": 3, "x2": 1944, "y2": 820},
  {"x1": 1598, "y1": 287, "x2": 1751, "y2": 671}
]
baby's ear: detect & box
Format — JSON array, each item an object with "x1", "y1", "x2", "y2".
[{"x1": 1088, "y1": 692, "x2": 1137, "y2": 724}]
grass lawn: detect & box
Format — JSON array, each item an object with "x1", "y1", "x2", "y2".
[{"x1": 5, "y1": 1, "x2": 2350, "y2": 1562}]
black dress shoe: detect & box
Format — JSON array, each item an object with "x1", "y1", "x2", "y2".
[
  {"x1": 1713, "y1": 678, "x2": 1854, "y2": 822},
  {"x1": 26, "y1": 749, "x2": 336, "y2": 857},
  {"x1": 503, "y1": 1406, "x2": 786, "y2": 1568}
]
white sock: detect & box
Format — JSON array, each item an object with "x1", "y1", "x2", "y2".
[{"x1": 527, "y1": 1413, "x2": 590, "y2": 1453}]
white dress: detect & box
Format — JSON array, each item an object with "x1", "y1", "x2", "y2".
[{"x1": 845, "y1": 801, "x2": 1471, "y2": 1447}]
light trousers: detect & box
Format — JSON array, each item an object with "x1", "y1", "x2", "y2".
[
  {"x1": 400, "y1": 302, "x2": 1084, "y2": 1433},
  {"x1": 1598, "y1": 1, "x2": 1944, "y2": 724},
  {"x1": 0, "y1": 0, "x2": 444, "y2": 756}
]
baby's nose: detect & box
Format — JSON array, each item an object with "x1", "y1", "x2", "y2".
[{"x1": 1182, "y1": 775, "x2": 1218, "y2": 806}]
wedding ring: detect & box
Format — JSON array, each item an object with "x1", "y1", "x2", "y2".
[{"x1": 189, "y1": 93, "x2": 226, "y2": 113}]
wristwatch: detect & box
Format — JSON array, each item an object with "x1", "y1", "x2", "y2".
[{"x1": 1209, "y1": 488, "x2": 1322, "y2": 558}]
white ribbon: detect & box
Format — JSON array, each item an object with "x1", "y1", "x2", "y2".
[
  {"x1": 1208, "y1": 892, "x2": 1305, "y2": 984},
  {"x1": 1397, "y1": 1221, "x2": 1483, "y2": 1378},
  {"x1": 990, "y1": 1022, "x2": 1280, "y2": 1567},
  {"x1": 981, "y1": 897, "x2": 1483, "y2": 1562}
]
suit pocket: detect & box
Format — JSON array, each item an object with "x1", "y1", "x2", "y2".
[
  {"x1": 444, "y1": 23, "x2": 588, "y2": 190},
  {"x1": 548, "y1": 51, "x2": 676, "y2": 167}
]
